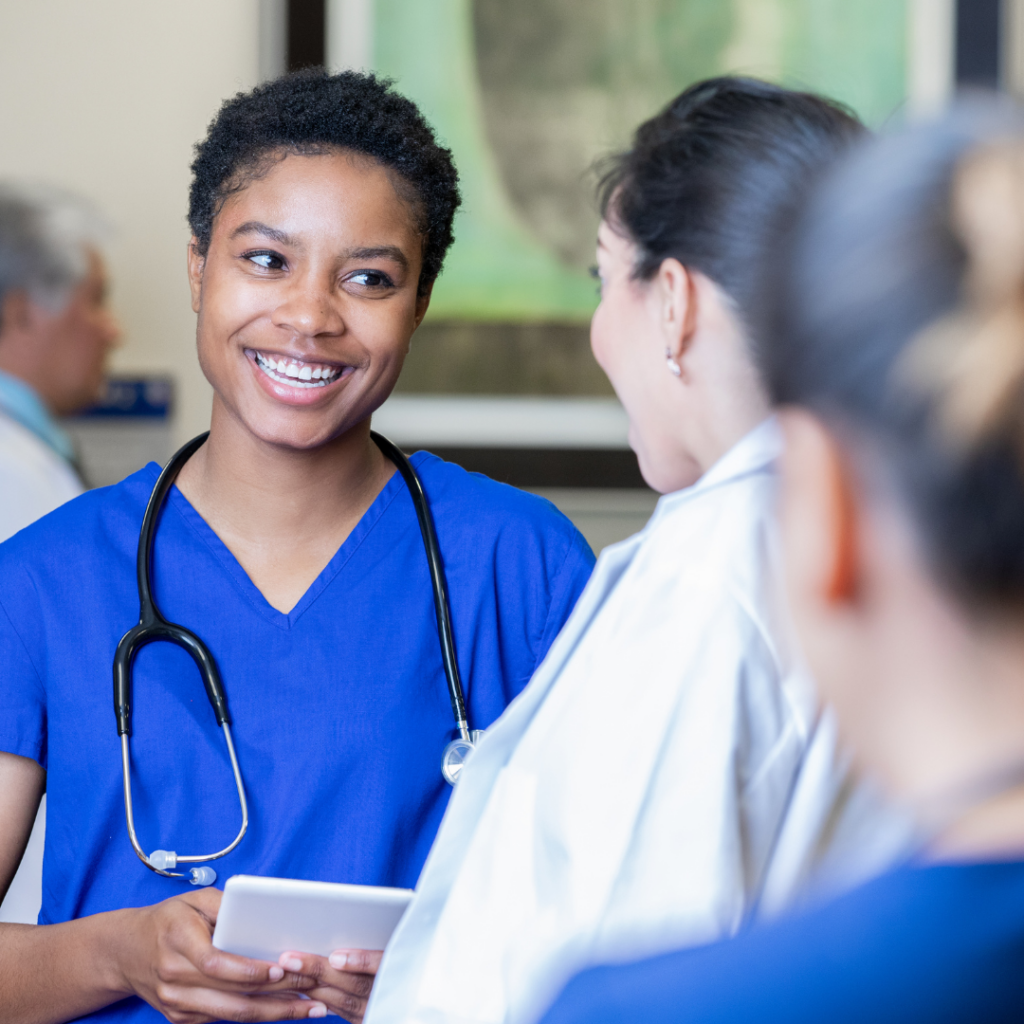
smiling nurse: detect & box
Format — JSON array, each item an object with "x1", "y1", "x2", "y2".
[{"x1": 0, "y1": 71, "x2": 593, "y2": 1024}]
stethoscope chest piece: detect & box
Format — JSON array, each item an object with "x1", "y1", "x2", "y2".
[{"x1": 441, "y1": 730, "x2": 485, "y2": 785}]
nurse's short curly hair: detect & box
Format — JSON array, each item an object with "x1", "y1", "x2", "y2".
[{"x1": 188, "y1": 68, "x2": 460, "y2": 296}]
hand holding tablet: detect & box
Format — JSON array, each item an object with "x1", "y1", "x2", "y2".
[
  {"x1": 213, "y1": 875, "x2": 414, "y2": 1021},
  {"x1": 213, "y1": 875, "x2": 414, "y2": 961}
]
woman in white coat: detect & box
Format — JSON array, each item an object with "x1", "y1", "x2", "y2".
[{"x1": 338, "y1": 78, "x2": 904, "y2": 1024}]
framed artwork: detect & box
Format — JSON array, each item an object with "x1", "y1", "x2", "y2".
[{"x1": 369, "y1": 0, "x2": 907, "y2": 323}]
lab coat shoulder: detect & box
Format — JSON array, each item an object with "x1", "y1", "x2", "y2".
[
  {"x1": 584, "y1": 467, "x2": 811, "y2": 949},
  {"x1": 0, "y1": 459, "x2": 149, "y2": 560},
  {"x1": 655, "y1": 458, "x2": 813, "y2": 741},
  {"x1": 0, "y1": 412, "x2": 82, "y2": 543},
  {"x1": 628, "y1": 462, "x2": 784, "y2": 678}
]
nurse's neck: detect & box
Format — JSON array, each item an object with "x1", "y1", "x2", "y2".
[{"x1": 175, "y1": 401, "x2": 395, "y2": 614}]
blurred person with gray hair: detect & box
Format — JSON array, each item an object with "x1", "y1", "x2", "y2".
[{"x1": 0, "y1": 183, "x2": 120, "y2": 541}]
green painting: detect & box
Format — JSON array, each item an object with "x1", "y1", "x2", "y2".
[{"x1": 372, "y1": 0, "x2": 907, "y2": 323}]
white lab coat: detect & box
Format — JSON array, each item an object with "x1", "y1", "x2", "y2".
[
  {"x1": 0, "y1": 408, "x2": 81, "y2": 543},
  {"x1": 367, "y1": 419, "x2": 907, "y2": 1024}
]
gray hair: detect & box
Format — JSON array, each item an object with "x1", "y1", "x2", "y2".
[{"x1": 0, "y1": 182, "x2": 110, "y2": 317}]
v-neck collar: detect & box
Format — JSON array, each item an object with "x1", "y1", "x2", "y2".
[{"x1": 155, "y1": 458, "x2": 413, "y2": 630}]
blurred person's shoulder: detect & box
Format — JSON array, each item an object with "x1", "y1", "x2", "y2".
[
  {"x1": 0, "y1": 460, "x2": 158, "y2": 570},
  {"x1": 544, "y1": 862, "x2": 1024, "y2": 1024},
  {"x1": 0, "y1": 410, "x2": 83, "y2": 542}
]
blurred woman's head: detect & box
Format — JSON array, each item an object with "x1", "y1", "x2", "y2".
[
  {"x1": 186, "y1": 69, "x2": 460, "y2": 451},
  {"x1": 592, "y1": 77, "x2": 862, "y2": 492},
  {"x1": 767, "y1": 102, "x2": 1024, "y2": 832}
]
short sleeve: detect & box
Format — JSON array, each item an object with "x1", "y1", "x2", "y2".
[{"x1": 0, "y1": 596, "x2": 46, "y2": 767}]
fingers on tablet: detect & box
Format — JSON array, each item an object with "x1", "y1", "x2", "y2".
[{"x1": 328, "y1": 948, "x2": 383, "y2": 974}]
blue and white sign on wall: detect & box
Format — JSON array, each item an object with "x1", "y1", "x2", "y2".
[{"x1": 64, "y1": 376, "x2": 174, "y2": 487}]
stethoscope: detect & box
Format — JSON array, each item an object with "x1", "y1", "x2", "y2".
[{"x1": 113, "y1": 431, "x2": 481, "y2": 886}]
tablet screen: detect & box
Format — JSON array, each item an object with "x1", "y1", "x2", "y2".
[{"x1": 212, "y1": 874, "x2": 414, "y2": 962}]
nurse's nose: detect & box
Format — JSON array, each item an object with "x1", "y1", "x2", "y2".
[{"x1": 272, "y1": 270, "x2": 345, "y2": 339}]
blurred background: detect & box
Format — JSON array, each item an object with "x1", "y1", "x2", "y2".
[{"x1": 0, "y1": 0, "x2": 1007, "y2": 550}]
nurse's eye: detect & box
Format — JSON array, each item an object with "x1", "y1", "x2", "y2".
[
  {"x1": 346, "y1": 270, "x2": 395, "y2": 290},
  {"x1": 589, "y1": 264, "x2": 603, "y2": 297},
  {"x1": 244, "y1": 250, "x2": 286, "y2": 271}
]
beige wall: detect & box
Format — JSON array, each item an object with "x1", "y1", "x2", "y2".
[{"x1": 0, "y1": 2, "x2": 260, "y2": 443}]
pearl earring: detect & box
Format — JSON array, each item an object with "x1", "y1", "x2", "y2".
[{"x1": 665, "y1": 350, "x2": 682, "y2": 377}]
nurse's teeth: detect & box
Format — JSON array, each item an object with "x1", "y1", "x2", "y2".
[{"x1": 252, "y1": 350, "x2": 343, "y2": 388}]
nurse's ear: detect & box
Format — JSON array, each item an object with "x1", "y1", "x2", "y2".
[{"x1": 187, "y1": 237, "x2": 206, "y2": 315}]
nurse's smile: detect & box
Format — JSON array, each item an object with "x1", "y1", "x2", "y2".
[
  {"x1": 249, "y1": 349, "x2": 347, "y2": 388},
  {"x1": 246, "y1": 347, "x2": 353, "y2": 406}
]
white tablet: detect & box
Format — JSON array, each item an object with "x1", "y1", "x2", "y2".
[{"x1": 212, "y1": 874, "x2": 414, "y2": 963}]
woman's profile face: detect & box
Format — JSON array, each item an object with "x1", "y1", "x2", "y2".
[
  {"x1": 188, "y1": 149, "x2": 429, "y2": 450},
  {"x1": 592, "y1": 220, "x2": 702, "y2": 493}
]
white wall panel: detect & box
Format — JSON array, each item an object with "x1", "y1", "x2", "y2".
[{"x1": 0, "y1": 1, "x2": 260, "y2": 443}]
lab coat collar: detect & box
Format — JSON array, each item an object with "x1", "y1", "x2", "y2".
[
  {"x1": 0, "y1": 369, "x2": 76, "y2": 464},
  {"x1": 647, "y1": 415, "x2": 780, "y2": 526}
]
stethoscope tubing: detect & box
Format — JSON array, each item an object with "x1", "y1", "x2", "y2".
[
  {"x1": 120, "y1": 725, "x2": 249, "y2": 877},
  {"x1": 370, "y1": 431, "x2": 471, "y2": 743},
  {"x1": 114, "y1": 432, "x2": 228, "y2": 738}
]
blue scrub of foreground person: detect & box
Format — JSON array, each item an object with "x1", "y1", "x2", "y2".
[
  {"x1": 0, "y1": 450, "x2": 592, "y2": 1023},
  {"x1": 540, "y1": 862, "x2": 1024, "y2": 1024}
]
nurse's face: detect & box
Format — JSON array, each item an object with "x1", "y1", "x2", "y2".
[{"x1": 187, "y1": 149, "x2": 429, "y2": 449}]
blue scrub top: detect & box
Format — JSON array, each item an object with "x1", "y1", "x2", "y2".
[
  {"x1": 0, "y1": 451, "x2": 594, "y2": 1024},
  {"x1": 540, "y1": 860, "x2": 1024, "y2": 1024}
]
